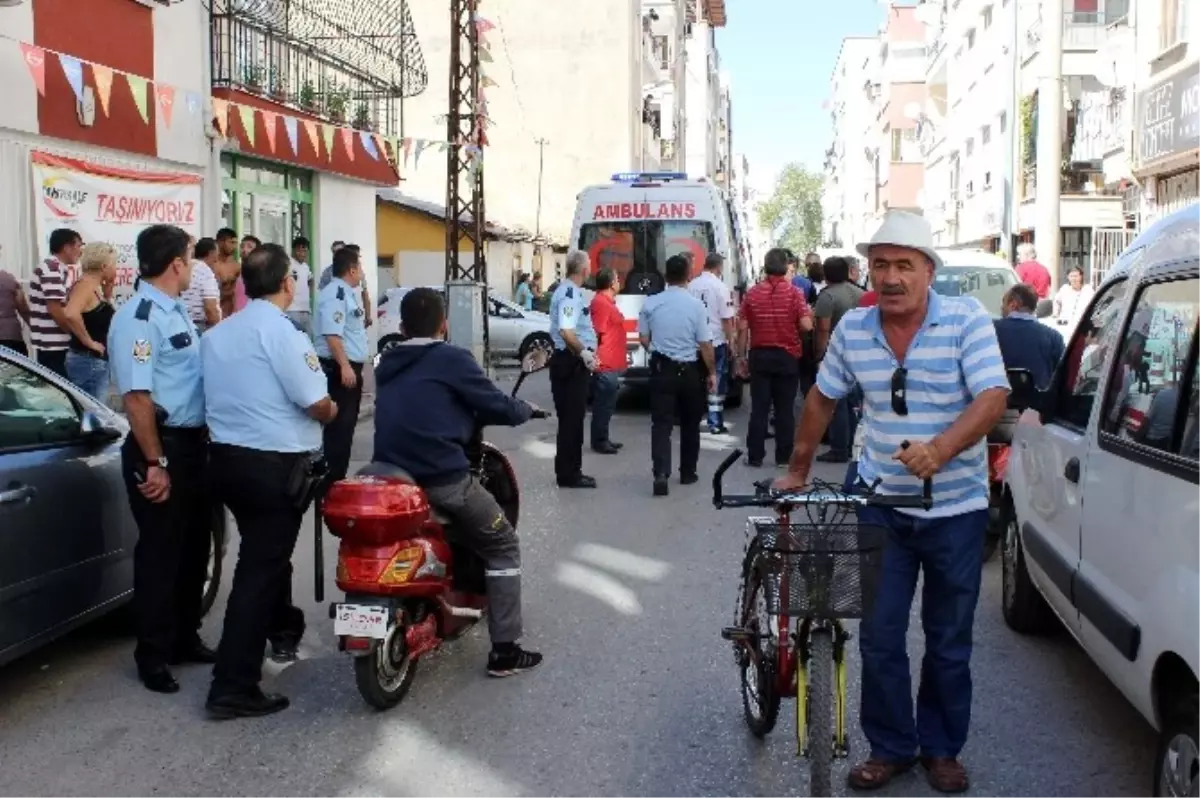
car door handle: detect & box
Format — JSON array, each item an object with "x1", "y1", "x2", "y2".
[
  {"x1": 1063, "y1": 457, "x2": 1081, "y2": 484},
  {"x1": 0, "y1": 484, "x2": 37, "y2": 505}
]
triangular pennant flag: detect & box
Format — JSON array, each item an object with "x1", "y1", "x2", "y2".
[
  {"x1": 283, "y1": 116, "x2": 299, "y2": 155},
  {"x1": 236, "y1": 103, "x2": 257, "y2": 145},
  {"x1": 339, "y1": 127, "x2": 355, "y2": 160},
  {"x1": 125, "y1": 74, "x2": 150, "y2": 124},
  {"x1": 211, "y1": 97, "x2": 229, "y2": 136},
  {"x1": 155, "y1": 84, "x2": 176, "y2": 128},
  {"x1": 185, "y1": 92, "x2": 201, "y2": 116},
  {"x1": 20, "y1": 44, "x2": 46, "y2": 96},
  {"x1": 374, "y1": 134, "x2": 389, "y2": 163},
  {"x1": 481, "y1": 74, "x2": 499, "y2": 89},
  {"x1": 413, "y1": 139, "x2": 428, "y2": 168},
  {"x1": 473, "y1": 15, "x2": 496, "y2": 33},
  {"x1": 321, "y1": 125, "x2": 336, "y2": 161},
  {"x1": 477, "y1": 30, "x2": 490, "y2": 48},
  {"x1": 302, "y1": 119, "x2": 320, "y2": 154},
  {"x1": 92, "y1": 64, "x2": 114, "y2": 116},
  {"x1": 260, "y1": 110, "x2": 278, "y2": 152},
  {"x1": 58, "y1": 54, "x2": 84, "y2": 105},
  {"x1": 479, "y1": 45, "x2": 494, "y2": 63},
  {"x1": 402, "y1": 137, "x2": 413, "y2": 165},
  {"x1": 360, "y1": 130, "x2": 379, "y2": 160}
]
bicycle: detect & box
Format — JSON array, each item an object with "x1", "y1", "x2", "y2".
[{"x1": 711, "y1": 445, "x2": 933, "y2": 797}]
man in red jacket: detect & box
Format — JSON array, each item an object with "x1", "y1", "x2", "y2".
[
  {"x1": 1015, "y1": 243, "x2": 1052, "y2": 298},
  {"x1": 589, "y1": 267, "x2": 626, "y2": 454}
]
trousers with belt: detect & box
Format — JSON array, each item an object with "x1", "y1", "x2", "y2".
[
  {"x1": 121, "y1": 425, "x2": 211, "y2": 672},
  {"x1": 648, "y1": 352, "x2": 705, "y2": 478},
  {"x1": 548, "y1": 349, "x2": 589, "y2": 482},
  {"x1": 320, "y1": 358, "x2": 364, "y2": 485},
  {"x1": 208, "y1": 443, "x2": 309, "y2": 698}
]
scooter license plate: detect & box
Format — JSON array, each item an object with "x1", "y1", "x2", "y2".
[{"x1": 333, "y1": 604, "x2": 390, "y2": 639}]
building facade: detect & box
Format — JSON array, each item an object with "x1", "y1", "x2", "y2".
[
  {"x1": 870, "y1": 7, "x2": 928, "y2": 226},
  {"x1": 822, "y1": 36, "x2": 879, "y2": 251}
]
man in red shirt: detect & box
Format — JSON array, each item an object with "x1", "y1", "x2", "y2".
[
  {"x1": 1015, "y1": 243, "x2": 1052, "y2": 298},
  {"x1": 736, "y1": 247, "x2": 813, "y2": 467},
  {"x1": 589, "y1": 267, "x2": 626, "y2": 454}
]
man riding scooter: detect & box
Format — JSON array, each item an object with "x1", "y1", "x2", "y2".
[{"x1": 371, "y1": 287, "x2": 544, "y2": 677}]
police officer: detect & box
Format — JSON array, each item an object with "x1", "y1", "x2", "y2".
[
  {"x1": 548, "y1": 250, "x2": 598, "y2": 488},
  {"x1": 108, "y1": 224, "x2": 212, "y2": 694},
  {"x1": 638, "y1": 254, "x2": 716, "y2": 497},
  {"x1": 314, "y1": 246, "x2": 368, "y2": 485},
  {"x1": 201, "y1": 243, "x2": 337, "y2": 719}
]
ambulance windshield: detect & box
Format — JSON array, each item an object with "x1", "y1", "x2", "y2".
[{"x1": 578, "y1": 220, "x2": 715, "y2": 296}]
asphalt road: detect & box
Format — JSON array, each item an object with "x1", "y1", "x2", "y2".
[{"x1": 0, "y1": 370, "x2": 1157, "y2": 796}]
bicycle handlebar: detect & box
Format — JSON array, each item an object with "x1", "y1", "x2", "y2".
[{"x1": 711, "y1": 443, "x2": 934, "y2": 511}]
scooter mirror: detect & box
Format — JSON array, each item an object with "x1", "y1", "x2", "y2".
[{"x1": 521, "y1": 348, "x2": 550, "y2": 374}]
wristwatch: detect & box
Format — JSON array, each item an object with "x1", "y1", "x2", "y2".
[{"x1": 148, "y1": 456, "x2": 168, "y2": 470}]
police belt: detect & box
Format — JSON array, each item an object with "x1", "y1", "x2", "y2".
[
  {"x1": 210, "y1": 443, "x2": 329, "y2": 511},
  {"x1": 650, "y1": 352, "x2": 699, "y2": 369}
]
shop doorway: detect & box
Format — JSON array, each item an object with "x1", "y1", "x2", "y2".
[{"x1": 219, "y1": 155, "x2": 315, "y2": 253}]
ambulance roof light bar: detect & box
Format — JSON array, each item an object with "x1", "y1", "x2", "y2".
[{"x1": 611, "y1": 171, "x2": 689, "y2": 183}]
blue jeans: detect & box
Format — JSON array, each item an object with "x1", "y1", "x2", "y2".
[
  {"x1": 707, "y1": 344, "x2": 729, "y2": 429},
  {"x1": 856, "y1": 506, "x2": 987, "y2": 761},
  {"x1": 828, "y1": 386, "x2": 861, "y2": 457},
  {"x1": 66, "y1": 351, "x2": 110, "y2": 402},
  {"x1": 590, "y1": 370, "x2": 621, "y2": 447}
]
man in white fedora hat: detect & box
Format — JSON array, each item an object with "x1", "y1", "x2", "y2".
[{"x1": 774, "y1": 210, "x2": 1010, "y2": 793}]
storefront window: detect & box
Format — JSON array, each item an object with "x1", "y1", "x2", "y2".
[{"x1": 220, "y1": 155, "x2": 314, "y2": 252}]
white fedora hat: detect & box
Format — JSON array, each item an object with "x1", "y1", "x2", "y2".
[{"x1": 856, "y1": 210, "x2": 944, "y2": 271}]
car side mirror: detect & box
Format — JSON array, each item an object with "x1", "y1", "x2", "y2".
[
  {"x1": 1035, "y1": 298, "x2": 1054, "y2": 319},
  {"x1": 1006, "y1": 368, "x2": 1036, "y2": 411},
  {"x1": 80, "y1": 409, "x2": 122, "y2": 442}
]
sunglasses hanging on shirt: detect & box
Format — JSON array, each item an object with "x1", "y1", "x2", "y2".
[{"x1": 891, "y1": 367, "x2": 909, "y2": 416}]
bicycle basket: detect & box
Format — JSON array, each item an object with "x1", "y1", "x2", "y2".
[{"x1": 750, "y1": 520, "x2": 888, "y2": 619}]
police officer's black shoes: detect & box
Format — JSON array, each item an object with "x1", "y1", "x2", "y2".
[
  {"x1": 592, "y1": 442, "x2": 620, "y2": 455},
  {"x1": 680, "y1": 472, "x2": 699, "y2": 485},
  {"x1": 269, "y1": 640, "x2": 299, "y2": 663},
  {"x1": 487, "y1": 644, "x2": 543, "y2": 678},
  {"x1": 139, "y1": 666, "x2": 180, "y2": 694},
  {"x1": 169, "y1": 639, "x2": 218, "y2": 665},
  {"x1": 653, "y1": 477, "x2": 669, "y2": 496},
  {"x1": 206, "y1": 688, "x2": 290, "y2": 720},
  {"x1": 557, "y1": 474, "x2": 597, "y2": 488}
]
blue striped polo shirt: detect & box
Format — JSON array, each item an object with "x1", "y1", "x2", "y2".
[{"x1": 816, "y1": 289, "x2": 1010, "y2": 518}]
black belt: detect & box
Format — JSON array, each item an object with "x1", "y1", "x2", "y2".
[
  {"x1": 159, "y1": 425, "x2": 207, "y2": 440},
  {"x1": 319, "y1": 357, "x2": 365, "y2": 368},
  {"x1": 650, "y1": 352, "x2": 698, "y2": 367}
]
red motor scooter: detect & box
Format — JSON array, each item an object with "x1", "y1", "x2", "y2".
[
  {"x1": 985, "y1": 367, "x2": 1035, "y2": 563},
  {"x1": 321, "y1": 350, "x2": 550, "y2": 710}
]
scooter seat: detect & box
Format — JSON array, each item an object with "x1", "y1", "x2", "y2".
[{"x1": 355, "y1": 461, "x2": 455, "y2": 526}]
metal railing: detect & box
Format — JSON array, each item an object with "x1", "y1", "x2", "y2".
[{"x1": 1023, "y1": 11, "x2": 1114, "y2": 59}]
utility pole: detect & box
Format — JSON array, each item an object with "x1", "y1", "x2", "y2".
[
  {"x1": 445, "y1": 0, "x2": 488, "y2": 366},
  {"x1": 1000, "y1": 0, "x2": 1020, "y2": 263},
  {"x1": 1034, "y1": 0, "x2": 1064, "y2": 291},
  {"x1": 534, "y1": 137, "x2": 547, "y2": 239}
]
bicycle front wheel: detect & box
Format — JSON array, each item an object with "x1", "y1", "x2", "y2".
[
  {"x1": 739, "y1": 559, "x2": 780, "y2": 737},
  {"x1": 807, "y1": 629, "x2": 835, "y2": 797}
]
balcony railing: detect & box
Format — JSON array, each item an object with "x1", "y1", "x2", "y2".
[
  {"x1": 1023, "y1": 11, "x2": 1113, "y2": 60},
  {"x1": 210, "y1": 0, "x2": 428, "y2": 139}
]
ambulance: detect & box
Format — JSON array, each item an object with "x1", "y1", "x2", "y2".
[{"x1": 567, "y1": 172, "x2": 749, "y2": 405}]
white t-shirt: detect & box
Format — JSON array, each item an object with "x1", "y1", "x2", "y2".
[
  {"x1": 182, "y1": 261, "x2": 220, "y2": 324},
  {"x1": 289, "y1": 259, "x2": 312, "y2": 312},
  {"x1": 1054, "y1": 282, "x2": 1093, "y2": 326},
  {"x1": 687, "y1": 270, "x2": 735, "y2": 346}
]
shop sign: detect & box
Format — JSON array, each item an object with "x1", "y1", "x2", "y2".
[
  {"x1": 31, "y1": 151, "x2": 203, "y2": 307},
  {"x1": 1136, "y1": 62, "x2": 1200, "y2": 167}
]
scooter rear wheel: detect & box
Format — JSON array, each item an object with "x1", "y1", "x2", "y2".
[{"x1": 354, "y1": 624, "x2": 418, "y2": 710}]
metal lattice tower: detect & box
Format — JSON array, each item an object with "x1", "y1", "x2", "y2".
[{"x1": 445, "y1": 0, "x2": 485, "y2": 284}]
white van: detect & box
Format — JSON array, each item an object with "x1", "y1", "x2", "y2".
[
  {"x1": 1002, "y1": 204, "x2": 1198, "y2": 796},
  {"x1": 567, "y1": 172, "x2": 748, "y2": 403}
]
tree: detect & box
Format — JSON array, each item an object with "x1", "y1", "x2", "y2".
[{"x1": 756, "y1": 162, "x2": 824, "y2": 255}]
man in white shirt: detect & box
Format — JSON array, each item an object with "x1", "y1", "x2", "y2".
[
  {"x1": 287, "y1": 236, "x2": 313, "y2": 335},
  {"x1": 182, "y1": 237, "x2": 223, "y2": 334},
  {"x1": 688, "y1": 252, "x2": 736, "y2": 434}
]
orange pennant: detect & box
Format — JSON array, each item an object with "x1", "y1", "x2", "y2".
[
  {"x1": 155, "y1": 84, "x2": 176, "y2": 128},
  {"x1": 339, "y1": 127, "x2": 355, "y2": 161},
  {"x1": 211, "y1": 97, "x2": 229, "y2": 136},
  {"x1": 20, "y1": 43, "x2": 46, "y2": 96},
  {"x1": 302, "y1": 119, "x2": 320, "y2": 155},
  {"x1": 91, "y1": 64, "x2": 114, "y2": 116},
  {"x1": 260, "y1": 110, "x2": 278, "y2": 152}
]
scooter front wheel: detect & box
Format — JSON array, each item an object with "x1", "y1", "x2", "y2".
[{"x1": 354, "y1": 624, "x2": 418, "y2": 710}]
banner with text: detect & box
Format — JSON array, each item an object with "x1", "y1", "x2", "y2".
[{"x1": 31, "y1": 151, "x2": 203, "y2": 306}]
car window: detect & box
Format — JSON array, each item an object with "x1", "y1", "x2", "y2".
[
  {"x1": 1055, "y1": 278, "x2": 1131, "y2": 429},
  {"x1": 0, "y1": 359, "x2": 82, "y2": 450},
  {"x1": 932, "y1": 265, "x2": 1014, "y2": 317},
  {"x1": 1099, "y1": 276, "x2": 1199, "y2": 453}
]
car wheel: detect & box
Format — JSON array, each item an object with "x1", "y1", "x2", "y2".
[
  {"x1": 378, "y1": 334, "x2": 403, "y2": 354},
  {"x1": 1000, "y1": 507, "x2": 1057, "y2": 635},
  {"x1": 518, "y1": 333, "x2": 553, "y2": 362},
  {"x1": 201, "y1": 503, "x2": 227, "y2": 619},
  {"x1": 1154, "y1": 699, "x2": 1199, "y2": 797}
]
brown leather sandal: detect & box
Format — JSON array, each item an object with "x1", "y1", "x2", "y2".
[
  {"x1": 847, "y1": 758, "x2": 917, "y2": 791},
  {"x1": 921, "y1": 756, "x2": 970, "y2": 794}
]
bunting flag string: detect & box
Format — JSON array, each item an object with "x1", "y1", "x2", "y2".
[
  {"x1": 260, "y1": 109, "x2": 278, "y2": 152},
  {"x1": 211, "y1": 97, "x2": 229, "y2": 136},
  {"x1": 361, "y1": 130, "x2": 379, "y2": 161},
  {"x1": 155, "y1": 84, "x2": 176, "y2": 129},
  {"x1": 236, "y1": 104, "x2": 257, "y2": 146},
  {"x1": 302, "y1": 118, "x2": 320, "y2": 155},
  {"x1": 58, "y1": 54, "x2": 84, "y2": 106},
  {"x1": 283, "y1": 116, "x2": 300, "y2": 155},
  {"x1": 92, "y1": 64, "x2": 114, "y2": 116},
  {"x1": 125, "y1": 74, "x2": 150, "y2": 124},
  {"x1": 20, "y1": 43, "x2": 46, "y2": 96}
]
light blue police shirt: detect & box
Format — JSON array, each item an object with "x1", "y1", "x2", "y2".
[
  {"x1": 637, "y1": 286, "x2": 711, "y2": 362},
  {"x1": 107, "y1": 280, "x2": 205, "y2": 427},
  {"x1": 318, "y1": 264, "x2": 333, "y2": 290},
  {"x1": 548, "y1": 280, "x2": 597, "y2": 350},
  {"x1": 314, "y1": 276, "x2": 369, "y2": 363},
  {"x1": 201, "y1": 300, "x2": 328, "y2": 453}
]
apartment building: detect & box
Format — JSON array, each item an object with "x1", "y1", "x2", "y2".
[
  {"x1": 822, "y1": 36, "x2": 879, "y2": 250},
  {"x1": 868, "y1": 6, "x2": 928, "y2": 227},
  {"x1": 715, "y1": 71, "x2": 733, "y2": 192},
  {"x1": 684, "y1": 3, "x2": 726, "y2": 181},
  {"x1": 731, "y1": 151, "x2": 768, "y2": 269}
]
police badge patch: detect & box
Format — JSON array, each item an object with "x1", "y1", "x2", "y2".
[
  {"x1": 333, "y1": 311, "x2": 344, "y2": 323},
  {"x1": 304, "y1": 351, "x2": 320, "y2": 372},
  {"x1": 132, "y1": 340, "x2": 152, "y2": 364},
  {"x1": 563, "y1": 305, "x2": 574, "y2": 318}
]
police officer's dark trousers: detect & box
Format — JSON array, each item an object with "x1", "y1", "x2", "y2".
[
  {"x1": 208, "y1": 444, "x2": 307, "y2": 698},
  {"x1": 548, "y1": 349, "x2": 588, "y2": 482},
  {"x1": 121, "y1": 426, "x2": 211, "y2": 672},
  {"x1": 320, "y1": 358, "x2": 364, "y2": 483},
  {"x1": 649, "y1": 353, "x2": 705, "y2": 478}
]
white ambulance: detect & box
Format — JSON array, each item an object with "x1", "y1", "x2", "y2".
[{"x1": 567, "y1": 172, "x2": 748, "y2": 404}]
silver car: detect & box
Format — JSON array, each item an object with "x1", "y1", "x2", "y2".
[
  {"x1": 376, "y1": 286, "x2": 554, "y2": 360},
  {"x1": 0, "y1": 347, "x2": 226, "y2": 666}
]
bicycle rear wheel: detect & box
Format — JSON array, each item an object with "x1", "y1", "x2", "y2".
[
  {"x1": 739, "y1": 558, "x2": 780, "y2": 737},
  {"x1": 807, "y1": 629, "x2": 834, "y2": 797}
]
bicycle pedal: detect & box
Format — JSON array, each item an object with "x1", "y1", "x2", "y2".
[{"x1": 720, "y1": 626, "x2": 754, "y2": 642}]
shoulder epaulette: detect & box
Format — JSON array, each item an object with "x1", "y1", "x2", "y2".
[
  {"x1": 336, "y1": 286, "x2": 345, "y2": 300},
  {"x1": 565, "y1": 286, "x2": 574, "y2": 299},
  {"x1": 134, "y1": 298, "x2": 153, "y2": 321}
]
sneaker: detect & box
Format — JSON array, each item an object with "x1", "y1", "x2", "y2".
[{"x1": 487, "y1": 645, "x2": 543, "y2": 678}]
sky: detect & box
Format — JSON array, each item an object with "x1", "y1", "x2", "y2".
[{"x1": 717, "y1": 0, "x2": 885, "y2": 199}]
